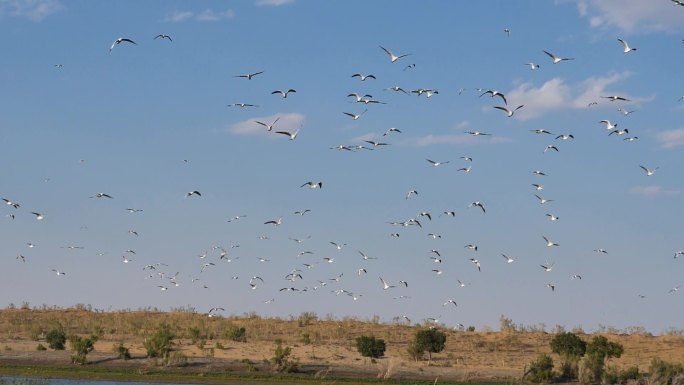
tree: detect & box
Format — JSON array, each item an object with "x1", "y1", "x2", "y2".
[
  {"x1": 584, "y1": 336, "x2": 624, "y2": 383},
  {"x1": 415, "y1": 328, "x2": 447, "y2": 365},
  {"x1": 46, "y1": 328, "x2": 67, "y2": 350},
  {"x1": 550, "y1": 332, "x2": 587, "y2": 380},
  {"x1": 272, "y1": 339, "x2": 298, "y2": 373},
  {"x1": 69, "y1": 334, "x2": 98, "y2": 364},
  {"x1": 144, "y1": 323, "x2": 175, "y2": 360},
  {"x1": 355, "y1": 335, "x2": 386, "y2": 359}
]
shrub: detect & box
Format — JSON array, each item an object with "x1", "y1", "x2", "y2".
[
  {"x1": 46, "y1": 328, "x2": 67, "y2": 350},
  {"x1": 355, "y1": 335, "x2": 386, "y2": 359},
  {"x1": 36, "y1": 343, "x2": 47, "y2": 351},
  {"x1": 272, "y1": 339, "x2": 298, "y2": 373},
  {"x1": 649, "y1": 358, "x2": 684, "y2": 385},
  {"x1": 584, "y1": 336, "x2": 624, "y2": 383},
  {"x1": 69, "y1": 334, "x2": 98, "y2": 365},
  {"x1": 406, "y1": 342, "x2": 425, "y2": 362},
  {"x1": 113, "y1": 342, "x2": 131, "y2": 360},
  {"x1": 223, "y1": 325, "x2": 246, "y2": 342},
  {"x1": 525, "y1": 354, "x2": 555, "y2": 383},
  {"x1": 144, "y1": 323, "x2": 174, "y2": 359},
  {"x1": 550, "y1": 332, "x2": 586, "y2": 380}
]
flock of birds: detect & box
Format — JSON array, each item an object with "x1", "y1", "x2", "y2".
[{"x1": 2, "y1": 5, "x2": 683, "y2": 330}]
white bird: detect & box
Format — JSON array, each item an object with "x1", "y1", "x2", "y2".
[
  {"x1": 359, "y1": 251, "x2": 377, "y2": 260},
  {"x1": 465, "y1": 131, "x2": 491, "y2": 136},
  {"x1": 330, "y1": 241, "x2": 347, "y2": 250},
  {"x1": 457, "y1": 280, "x2": 468, "y2": 288},
  {"x1": 599, "y1": 120, "x2": 618, "y2": 130},
  {"x1": 443, "y1": 300, "x2": 457, "y2": 307},
  {"x1": 154, "y1": 34, "x2": 172, "y2": 41},
  {"x1": 525, "y1": 62, "x2": 540, "y2": 70},
  {"x1": 531, "y1": 129, "x2": 553, "y2": 135},
  {"x1": 272, "y1": 89, "x2": 296, "y2": 98},
  {"x1": 379, "y1": 45, "x2": 411, "y2": 63},
  {"x1": 109, "y1": 37, "x2": 136, "y2": 52},
  {"x1": 480, "y1": 90, "x2": 507, "y2": 105},
  {"x1": 90, "y1": 193, "x2": 113, "y2": 199},
  {"x1": 469, "y1": 258, "x2": 481, "y2": 271},
  {"x1": 351, "y1": 73, "x2": 376, "y2": 81},
  {"x1": 594, "y1": 248, "x2": 608, "y2": 254},
  {"x1": 275, "y1": 128, "x2": 300, "y2": 140},
  {"x1": 235, "y1": 71, "x2": 264, "y2": 80},
  {"x1": 51, "y1": 269, "x2": 66, "y2": 276},
  {"x1": 185, "y1": 190, "x2": 201, "y2": 197},
  {"x1": 533, "y1": 170, "x2": 547, "y2": 176},
  {"x1": 469, "y1": 201, "x2": 486, "y2": 213},
  {"x1": 546, "y1": 283, "x2": 556, "y2": 291},
  {"x1": 544, "y1": 145, "x2": 560, "y2": 154},
  {"x1": 464, "y1": 244, "x2": 478, "y2": 252},
  {"x1": 406, "y1": 190, "x2": 418, "y2": 199},
  {"x1": 2, "y1": 198, "x2": 20, "y2": 208},
  {"x1": 426, "y1": 159, "x2": 449, "y2": 167},
  {"x1": 31, "y1": 212, "x2": 44, "y2": 220},
  {"x1": 228, "y1": 102, "x2": 259, "y2": 108},
  {"x1": 384, "y1": 86, "x2": 408, "y2": 94},
  {"x1": 543, "y1": 50, "x2": 574, "y2": 64},
  {"x1": 122, "y1": 255, "x2": 131, "y2": 263},
  {"x1": 383, "y1": 127, "x2": 402, "y2": 136},
  {"x1": 255, "y1": 117, "x2": 280, "y2": 131},
  {"x1": 493, "y1": 105, "x2": 524, "y2": 117},
  {"x1": 555, "y1": 134, "x2": 574, "y2": 140},
  {"x1": 602, "y1": 95, "x2": 630, "y2": 102},
  {"x1": 301, "y1": 181, "x2": 323, "y2": 189},
  {"x1": 535, "y1": 194, "x2": 554, "y2": 204},
  {"x1": 617, "y1": 38, "x2": 636, "y2": 53},
  {"x1": 540, "y1": 263, "x2": 554, "y2": 272},
  {"x1": 343, "y1": 109, "x2": 367, "y2": 120},
  {"x1": 532, "y1": 184, "x2": 544, "y2": 190},
  {"x1": 380, "y1": 277, "x2": 396, "y2": 290},
  {"x1": 546, "y1": 213, "x2": 560, "y2": 221},
  {"x1": 264, "y1": 217, "x2": 282, "y2": 226},
  {"x1": 502, "y1": 254, "x2": 515, "y2": 263},
  {"x1": 571, "y1": 274, "x2": 582, "y2": 280},
  {"x1": 674, "y1": 251, "x2": 684, "y2": 259},
  {"x1": 639, "y1": 165, "x2": 659, "y2": 176},
  {"x1": 543, "y1": 236, "x2": 559, "y2": 247}
]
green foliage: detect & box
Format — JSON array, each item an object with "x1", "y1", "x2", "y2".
[
  {"x1": 466, "y1": 326, "x2": 476, "y2": 332},
  {"x1": 46, "y1": 328, "x2": 66, "y2": 350},
  {"x1": 583, "y1": 336, "x2": 624, "y2": 383},
  {"x1": 649, "y1": 358, "x2": 684, "y2": 385},
  {"x1": 143, "y1": 323, "x2": 175, "y2": 359},
  {"x1": 113, "y1": 342, "x2": 131, "y2": 360},
  {"x1": 550, "y1": 332, "x2": 587, "y2": 380},
  {"x1": 223, "y1": 325, "x2": 247, "y2": 342},
  {"x1": 406, "y1": 342, "x2": 425, "y2": 362},
  {"x1": 415, "y1": 328, "x2": 447, "y2": 364},
  {"x1": 272, "y1": 339, "x2": 298, "y2": 373},
  {"x1": 525, "y1": 354, "x2": 555, "y2": 383},
  {"x1": 300, "y1": 333, "x2": 311, "y2": 345},
  {"x1": 69, "y1": 334, "x2": 98, "y2": 365},
  {"x1": 355, "y1": 335, "x2": 386, "y2": 359},
  {"x1": 36, "y1": 343, "x2": 47, "y2": 351},
  {"x1": 551, "y1": 332, "x2": 587, "y2": 359}
]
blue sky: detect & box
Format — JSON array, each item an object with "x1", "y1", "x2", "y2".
[{"x1": 1, "y1": 0, "x2": 683, "y2": 333}]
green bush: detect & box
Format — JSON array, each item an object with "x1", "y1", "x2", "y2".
[
  {"x1": 649, "y1": 358, "x2": 684, "y2": 385},
  {"x1": 36, "y1": 343, "x2": 47, "y2": 351},
  {"x1": 355, "y1": 335, "x2": 386, "y2": 359},
  {"x1": 69, "y1": 334, "x2": 98, "y2": 365},
  {"x1": 46, "y1": 328, "x2": 66, "y2": 350},
  {"x1": 223, "y1": 325, "x2": 247, "y2": 342},
  {"x1": 113, "y1": 342, "x2": 131, "y2": 360},
  {"x1": 144, "y1": 323, "x2": 174, "y2": 359},
  {"x1": 406, "y1": 342, "x2": 425, "y2": 362},
  {"x1": 583, "y1": 336, "x2": 624, "y2": 383},
  {"x1": 550, "y1": 332, "x2": 586, "y2": 380},
  {"x1": 272, "y1": 339, "x2": 298, "y2": 373},
  {"x1": 525, "y1": 354, "x2": 555, "y2": 383}
]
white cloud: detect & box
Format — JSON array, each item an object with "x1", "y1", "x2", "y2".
[
  {"x1": 228, "y1": 113, "x2": 305, "y2": 137},
  {"x1": 565, "y1": 0, "x2": 684, "y2": 34},
  {"x1": 256, "y1": 0, "x2": 295, "y2": 6},
  {"x1": 629, "y1": 185, "x2": 681, "y2": 197},
  {"x1": 196, "y1": 8, "x2": 234, "y2": 22},
  {"x1": 656, "y1": 128, "x2": 684, "y2": 149},
  {"x1": 0, "y1": 0, "x2": 63, "y2": 21},
  {"x1": 163, "y1": 11, "x2": 193, "y2": 23},
  {"x1": 163, "y1": 8, "x2": 234, "y2": 23},
  {"x1": 504, "y1": 71, "x2": 651, "y2": 121},
  {"x1": 400, "y1": 134, "x2": 514, "y2": 147}
]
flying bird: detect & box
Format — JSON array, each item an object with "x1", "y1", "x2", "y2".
[
  {"x1": 426, "y1": 159, "x2": 449, "y2": 167},
  {"x1": 301, "y1": 181, "x2": 323, "y2": 189},
  {"x1": 602, "y1": 95, "x2": 630, "y2": 102},
  {"x1": 639, "y1": 165, "x2": 659, "y2": 176},
  {"x1": 380, "y1": 277, "x2": 396, "y2": 290},
  {"x1": 185, "y1": 190, "x2": 201, "y2": 197},
  {"x1": 343, "y1": 109, "x2": 367, "y2": 120},
  {"x1": 617, "y1": 38, "x2": 636, "y2": 53},
  {"x1": 383, "y1": 127, "x2": 402, "y2": 136},
  {"x1": 543, "y1": 50, "x2": 574, "y2": 64},
  {"x1": 480, "y1": 90, "x2": 507, "y2": 105},
  {"x1": 351, "y1": 73, "x2": 376, "y2": 81},
  {"x1": 272, "y1": 89, "x2": 297, "y2": 98},
  {"x1": 235, "y1": 71, "x2": 264, "y2": 80},
  {"x1": 109, "y1": 37, "x2": 136, "y2": 52},
  {"x1": 154, "y1": 34, "x2": 172, "y2": 41},
  {"x1": 275, "y1": 129, "x2": 300, "y2": 140},
  {"x1": 525, "y1": 62, "x2": 540, "y2": 70},
  {"x1": 469, "y1": 201, "x2": 486, "y2": 213},
  {"x1": 228, "y1": 103, "x2": 259, "y2": 108},
  {"x1": 493, "y1": 105, "x2": 524, "y2": 117},
  {"x1": 543, "y1": 236, "x2": 559, "y2": 247},
  {"x1": 255, "y1": 116, "x2": 280, "y2": 131},
  {"x1": 90, "y1": 193, "x2": 113, "y2": 199},
  {"x1": 379, "y1": 45, "x2": 411, "y2": 63}
]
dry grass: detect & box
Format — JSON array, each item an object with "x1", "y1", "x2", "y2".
[{"x1": 0, "y1": 307, "x2": 682, "y2": 381}]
